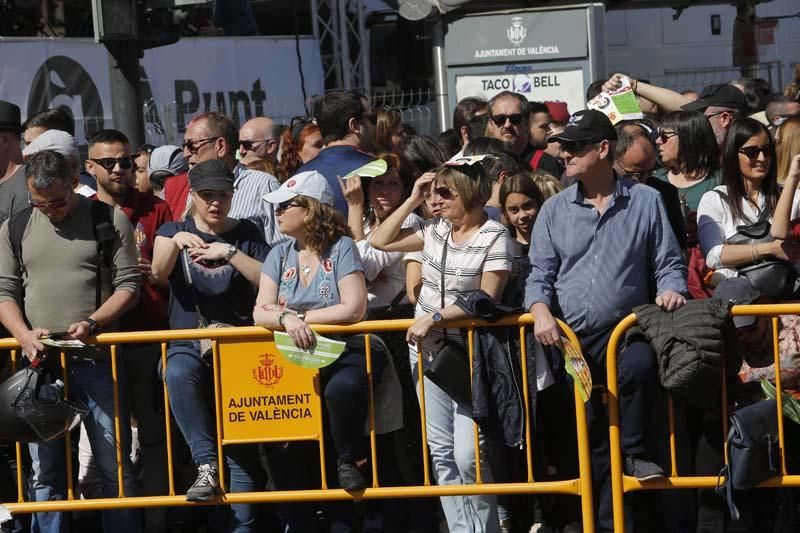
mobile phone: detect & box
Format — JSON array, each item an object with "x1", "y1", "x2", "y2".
[{"x1": 44, "y1": 331, "x2": 71, "y2": 339}]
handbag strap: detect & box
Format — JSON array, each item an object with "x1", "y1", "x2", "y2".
[
  {"x1": 441, "y1": 229, "x2": 451, "y2": 344},
  {"x1": 715, "y1": 188, "x2": 771, "y2": 225},
  {"x1": 181, "y1": 248, "x2": 208, "y2": 327}
]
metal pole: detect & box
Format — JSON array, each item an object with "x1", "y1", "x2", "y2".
[
  {"x1": 106, "y1": 40, "x2": 144, "y2": 149},
  {"x1": 339, "y1": 0, "x2": 352, "y2": 90},
  {"x1": 357, "y1": 0, "x2": 371, "y2": 93},
  {"x1": 432, "y1": 17, "x2": 449, "y2": 133}
]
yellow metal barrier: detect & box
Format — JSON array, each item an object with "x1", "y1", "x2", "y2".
[
  {"x1": 0, "y1": 315, "x2": 595, "y2": 531},
  {"x1": 607, "y1": 304, "x2": 800, "y2": 533}
]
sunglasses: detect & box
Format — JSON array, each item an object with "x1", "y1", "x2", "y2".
[
  {"x1": 738, "y1": 145, "x2": 772, "y2": 161},
  {"x1": 181, "y1": 137, "x2": 217, "y2": 153},
  {"x1": 619, "y1": 167, "x2": 655, "y2": 182},
  {"x1": 656, "y1": 130, "x2": 678, "y2": 143},
  {"x1": 89, "y1": 157, "x2": 133, "y2": 171},
  {"x1": 559, "y1": 140, "x2": 598, "y2": 154},
  {"x1": 239, "y1": 139, "x2": 272, "y2": 151},
  {"x1": 490, "y1": 114, "x2": 525, "y2": 127},
  {"x1": 28, "y1": 191, "x2": 70, "y2": 210},
  {"x1": 276, "y1": 200, "x2": 302, "y2": 213},
  {"x1": 432, "y1": 186, "x2": 456, "y2": 200}
]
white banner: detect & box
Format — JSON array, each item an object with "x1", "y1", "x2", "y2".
[
  {"x1": 0, "y1": 36, "x2": 324, "y2": 147},
  {"x1": 455, "y1": 69, "x2": 585, "y2": 115}
]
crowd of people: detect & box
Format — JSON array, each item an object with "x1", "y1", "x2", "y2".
[{"x1": 0, "y1": 68, "x2": 799, "y2": 533}]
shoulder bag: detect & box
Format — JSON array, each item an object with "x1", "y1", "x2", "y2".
[{"x1": 181, "y1": 248, "x2": 233, "y2": 360}]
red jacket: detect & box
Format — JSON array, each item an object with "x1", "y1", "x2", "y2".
[{"x1": 164, "y1": 171, "x2": 190, "y2": 222}]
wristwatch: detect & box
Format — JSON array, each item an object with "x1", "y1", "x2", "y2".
[
  {"x1": 432, "y1": 312, "x2": 443, "y2": 323},
  {"x1": 84, "y1": 317, "x2": 100, "y2": 335},
  {"x1": 224, "y1": 245, "x2": 238, "y2": 262},
  {"x1": 296, "y1": 312, "x2": 306, "y2": 322}
]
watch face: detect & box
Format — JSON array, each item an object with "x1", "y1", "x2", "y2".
[{"x1": 432, "y1": 312, "x2": 443, "y2": 322}]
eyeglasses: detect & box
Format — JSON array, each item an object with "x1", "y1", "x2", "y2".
[
  {"x1": 738, "y1": 145, "x2": 772, "y2": 161},
  {"x1": 619, "y1": 167, "x2": 655, "y2": 182},
  {"x1": 89, "y1": 157, "x2": 133, "y2": 171},
  {"x1": 239, "y1": 139, "x2": 272, "y2": 151},
  {"x1": 276, "y1": 201, "x2": 302, "y2": 213},
  {"x1": 28, "y1": 191, "x2": 70, "y2": 210},
  {"x1": 705, "y1": 111, "x2": 728, "y2": 120},
  {"x1": 432, "y1": 186, "x2": 456, "y2": 200},
  {"x1": 490, "y1": 114, "x2": 525, "y2": 127},
  {"x1": 656, "y1": 130, "x2": 678, "y2": 143},
  {"x1": 181, "y1": 137, "x2": 217, "y2": 153},
  {"x1": 559, "y1": 140, "x2": 598, "y2": 154}
]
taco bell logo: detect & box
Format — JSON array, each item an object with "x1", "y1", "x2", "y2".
[
  {"x1": 507, "y1": 16, "x2": 526, "y2": 47},
  {"x1": 513, "y1": 74, "x2": 531, "y2": 93}
]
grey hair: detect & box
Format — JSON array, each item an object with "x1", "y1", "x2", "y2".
[{"x1": 24, "y1": 150, "x2": 73, "y2": 189}]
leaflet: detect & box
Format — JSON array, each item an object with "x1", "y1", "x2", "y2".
[
  {"x1": 273, "y1": 331, "x2": 346, "y2": 369},
  {"x1": 342, "y1": 159, "x2": 388, "y2": 180},
  {"x1": 587, "y1": 78, "x2": 643, "y2": 124},
  {"x1": 560, "y1": 336, "x2": 592, "y2": 403}
]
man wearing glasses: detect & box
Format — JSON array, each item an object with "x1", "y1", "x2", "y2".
[
  {"x1": 238, "y1": 116, "x2": 278, "y2": 172},
  {"x1": 525, "y1": 110, "x2": 687, "y2": 532},
  {"x1": 0, "y1": 100, "x2": 28, "y2": 226},
  {"x1": 0, "y1": 150, "x2": 142, "y2": 533},
  {"x1": 180, "y1": 112, "x2": 283, "y2": 245}
]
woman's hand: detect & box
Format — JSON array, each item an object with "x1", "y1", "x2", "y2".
[
  {"x1": 173, "y1": 232, "x2": 207, "y2": 250},
  {"x1": 409, "y1": 172, "x2": 436, "y2": 207},
  {"x1": 284, "y1": 314, "x2": 316, "y2": 350},
  {"x1": 188, "y1": 242, "x2": 229, "y2": 262},
  {"x1": 602, "y1": 73, "x2": 631, "y2": 93},
  {"x1": 339, "y1": 174, "x2": 365, "y2": 208},
  {"x1": 786, "y1": 154, "x2": 800, "y2": 183},
  {"x1": 768, "y1": 239, "x2": 800, "y2": 262},
  {"x1": 406, "y1": 312, "x2": 435, "y2": 345}
]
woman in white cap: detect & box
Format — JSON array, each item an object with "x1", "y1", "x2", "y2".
[
  {"x1": 254, "y1": 170, "x2": 387, "y2": 525},
  {"x1": 151, "y1": 159, "x2": 269, "y2": 530}
]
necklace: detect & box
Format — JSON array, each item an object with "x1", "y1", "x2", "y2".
[{"x1": 301, "y1": 264, "x2": 311, "y2": 276}]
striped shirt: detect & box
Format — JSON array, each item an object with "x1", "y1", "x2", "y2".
[
  {"x1": 414, "y1": 217, "x2": 513, "y2": 356},
  {"x1": 524, "y1": 176, "x2": 686, "y2": 336},
  {"x1": 229, "y1": 163, "x2": 284, "y2": 246}
]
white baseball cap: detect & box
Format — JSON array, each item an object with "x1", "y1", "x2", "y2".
[
  {"x1": 263, "y1": 170, "x2": 334, "y2": 207},
  {"x1": 22, "y1": 130, "x2": 77, "y2": 160}
]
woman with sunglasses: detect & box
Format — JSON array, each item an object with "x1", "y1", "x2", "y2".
[
  {"x1": 151, "y1": 160, "x2": 269, "y2": 530},
  {"x1": 697, "y1": 118, "x2": 800, "y2": 284},
  {"x1": 278, "y1": 119, "x2": 322, "y2": 181},
  {"x1": 254, "y1": 171, "x2": 387, "y2": 521},
  {"x1": 370, "y1": 163, "x2": 512, "y2": 533},
  {"x1": 654, "y1": 110, "x2": 720, "y2": 245}
]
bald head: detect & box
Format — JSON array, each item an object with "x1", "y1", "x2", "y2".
[
  {"x1": 239, "y1": 116, "x2": 278, "y2": 165},
  {"x1": 614, "y1": 125, "x2": 656, "y2": 182}
]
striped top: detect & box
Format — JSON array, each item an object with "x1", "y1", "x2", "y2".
[
  {"x1": 524, "y1": 176, "x2": 687, "y2": 336},
  {"x1": 229, "y1": 163, "x2": 284, "y2": 246},
  {"x1": 413, "y1": 217, "x2": 513, "y2": 356}
]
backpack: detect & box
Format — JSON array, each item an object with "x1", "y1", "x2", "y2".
[{"x1": 8, "y1": 201, "x2": 116, "y2": 309}]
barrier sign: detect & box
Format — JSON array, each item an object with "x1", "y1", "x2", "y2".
[{"x1": 219, "y1": 339, "x2": 322, "y2": 443}]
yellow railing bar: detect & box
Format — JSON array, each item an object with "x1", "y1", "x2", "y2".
[
  {"x1": 59, "y1": 350, "x2": 75, "y2": 501},
  {"x1": 110, "y1": 345, "x2": 125, "y2": 498},
  {"x1": 667, "y1": 394, "x2": 678, "y2": 477},
  {"x1": 364, "y1": 333, "x2": 379, "y2": 488},
  {"x1": 468, "y1": 327, "x2": 483, "y2": 485},
  {"x1": 160, "y1": 342, "x2": 176, "y2": 496},
  {"x1": 211, "y1": 340, "x2": 226, "y2": 491},
  {"x1": 772, "y1": 316, "x2": 788, "y2": 476},
  {"x1": 518, "y1": 326, "x2": 535, "y2": 483},
  {"x1": 416, "y1": 347, "x2": 431, "y2": 486}
]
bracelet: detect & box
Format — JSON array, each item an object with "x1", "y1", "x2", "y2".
[
  {"x1": 751, "y1": 243, "x2": 759, "y2": 263},
  {"x1": 277, "y1": 310, "x2": 289, "y2": 328},
  {"x1": 631, "y1": 78, "x2": 638, "y2": 93}
]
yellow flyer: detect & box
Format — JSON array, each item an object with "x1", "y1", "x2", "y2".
[{"x1": 560, "y1": 336, "x2": 592, "y2": 402}]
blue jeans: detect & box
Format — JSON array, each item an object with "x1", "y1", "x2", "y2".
[
  {"x1": 164, "y1": 341, "x2": 265, "y2": 532},
  {"x1": 28, "y1": 358, "x2": 142, "y2": 533},
  {"x1": 409, "y1": 347, "x2": 499, "y2": 533}
]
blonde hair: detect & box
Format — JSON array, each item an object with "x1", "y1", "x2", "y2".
[
  {"x1": 528, "y1": 169, "x2": 564, "y2": 200},
  {"x1": 434, "y1": 165, "x2": 492, "y2": 211},
  {"x1": 776, "y1": 117, "x2": 800, "y2": 184}
]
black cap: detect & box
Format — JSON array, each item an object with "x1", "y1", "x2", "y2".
[
  {"x1": 0, "y1": 101, "x2": 21, "y2": 132},
  {"x1": 681, "y1": 84, "x2": 747, "y2": 112},
  {"x1": 711, "y1": 277, "x2": 760, "y2": 328},
  {"x1": 188, "y1": 160, "x2": 234, "y2": 192},
  {"x1": 547, "y1": 110, "x2": 617, "y2": 143}
]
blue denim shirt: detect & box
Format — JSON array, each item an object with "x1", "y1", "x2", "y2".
[{"x1": 524, "y1": 176, "x2": 687, "y2": 335}]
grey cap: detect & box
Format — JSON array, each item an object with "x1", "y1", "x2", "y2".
[
  {"x1": 712, "y1": 277, "x2": 761, "y2": 328},
  {"x1": 147, "y1": 145, "x2": 188, "y2": 178},
  {"x1": 263, "y1": 170, "x2": 334, "y2": 207},
  {"x1": 188, "y1": 159, "x2": 234, "y2": 192},
  {"x1": 22, "y1": 130, "x2": 77, "y2": 160}
]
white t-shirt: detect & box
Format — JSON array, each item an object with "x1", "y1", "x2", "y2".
[
  {"x1": 697, "y1": 185, "x2": 800, "y2": 279},
  {"x1": 359, "y1": 212, "x2": 422, "y2": 310},
  {"x1": 413, "y1": 217, "x2": 512, "y2": 357}
]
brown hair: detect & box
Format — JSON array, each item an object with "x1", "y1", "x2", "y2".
[
  {"x1": 434, "y1": 165, "x2": 492, "y2": 212},
  {"x1": 777, "y1": 117, "x2": 800, "y2": 184},
  {"x1": 365, "y1": 153, "x2": 417, "y2": 225},
  {"x1": 279, "y1": 122, "x2": 321, "y2": 181},
  {"x1": 374, "y1": 108, "x2": 403, "y2": 153},
  {"x1": 296, "y1": 196, "x2": 353, "y2": 255}
]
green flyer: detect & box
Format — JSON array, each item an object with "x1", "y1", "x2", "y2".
[{"x1": 273, "y1": 331, "x2": 346, "y2": 368}]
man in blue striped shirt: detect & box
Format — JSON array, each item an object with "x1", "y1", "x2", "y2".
[{"x1": 524, "y1": 110, "x2": 687, "y2": 531}]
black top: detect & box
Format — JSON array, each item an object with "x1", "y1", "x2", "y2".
[{"x1": 646, "y1": 177, "x2": 688, "y2": 250}]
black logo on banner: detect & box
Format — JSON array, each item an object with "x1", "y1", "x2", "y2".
[{"x1": 27, "y1": 56, "x2": 104, "y2": 139}]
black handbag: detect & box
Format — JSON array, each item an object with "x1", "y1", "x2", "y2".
[
  {"x1": 422, "y1": 231, "x2": 472, "y2": 408},
  {"x1": 717, "y1": 190, "x2": 798, "y2": 300},
  {"x1": 717, "y1": 399, "x2": 780, "y2": 520}
]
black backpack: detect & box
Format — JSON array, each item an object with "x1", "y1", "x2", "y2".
[{"x1": 8, "y1": 201, "x2": 116, "y2": 310}]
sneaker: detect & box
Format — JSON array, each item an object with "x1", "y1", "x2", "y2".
[
  {"x1": 186, "y1": 463, "x2": 219, "y2": 502},
  {"x1": 337, "y1": 459, "x2": 367, "y2": 491},
  {"x1": 624, "y1": 455, "x2": 664, "y2": 481}
]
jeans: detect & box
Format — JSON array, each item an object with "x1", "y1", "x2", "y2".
[
  {"x1": 28, "y1": 358, "x2": 142, "y2": 533},
  {"x1": 164, "y1": 341, "x2": 265, "y2": 532},
  {"x1": 409, "y1": 347, "x2": 499, "y2": 533}
]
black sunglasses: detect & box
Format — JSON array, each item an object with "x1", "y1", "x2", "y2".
[
  {"x1": 738, "y1": 145, "x2": 772, "y2": 161},
  {"x1": 490, "y1": 114, "x2": 525, "y2": 127},
  {"x1": 559, "y1": 140, "x2": 599, "y2": 154},
  {"x1": 181, "y1": 137, "x2": 217, "y2": 153},
  {"x1": 276, "y1": 200, "x2": 302, "y2": 213},
  {"x1": 655, "y1": 129, "x2": 678, "y2": 143},
  {"x1": 239, "y1": 139, "x2": 272, "y2": 151},
  {"x1": 90, "y1": 157, "x2": 133, "y2": 171},
  {"x1": 290, "y1": 116, "x2": 315, "y2": 142},
  {"x1": 432, "y1": 186, "x2": 456, "y2": 200}
]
